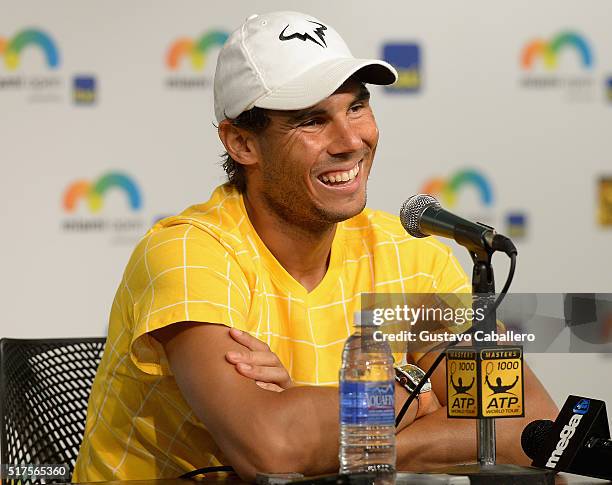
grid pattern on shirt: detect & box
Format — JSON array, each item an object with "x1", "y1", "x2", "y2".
[{"x1": 73, "y1": 184, "x2": 469, "y2": 482}]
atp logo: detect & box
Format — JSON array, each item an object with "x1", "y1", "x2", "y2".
[
  {"x1": 521, "y1": 31, "x2": 593, "y2": 71},
  {"x1": 166, "y1": 30, "x2": 229, "y2": 71},
  {"x1": 420, "y1": 169, "x2": 493, "y2": 208},
  {"x1": 62, "y1": 172, "x2": 142, "y2": 213},
  {"x1": 446, "y1": 350, "x2": 478, "y2": 417},
  {"x1": 0, "y1": 28, "x2": 60, "y2": 70},
  {"x1": 278, "y1": 20, "x2": 327, "y2": 48}
]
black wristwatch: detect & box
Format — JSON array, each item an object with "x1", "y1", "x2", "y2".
[{"x1": 394, "y1": 363, "x2": 432, "y2": 395}]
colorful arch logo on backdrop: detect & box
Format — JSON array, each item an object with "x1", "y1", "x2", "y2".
[
  {"x1": 521, "y1": 31, "x2": 593, "y2": 70},
  {"x1": 166, "y1": 30, "x2": 229, "y2": 70},
  {"x1": 420, "y1": 170, "x2": 493, "y2": 208},
  {"x1": 63, "y1": 172, "x2": 142, "y2": 213},
  {"x1": 0, "y1": 28, "x2": 60, "y2": 70}
]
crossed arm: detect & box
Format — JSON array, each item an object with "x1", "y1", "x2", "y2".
[
  {"x1": 395, "y1": 351, "x2": 558, "y2": 469},
  {"x1": 153, "y1": 322, "x2": 558, "y2": 480}
]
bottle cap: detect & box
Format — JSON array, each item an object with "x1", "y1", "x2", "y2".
[{"x1": 354, "y1": 310, "x2": 376, "y2": 327}]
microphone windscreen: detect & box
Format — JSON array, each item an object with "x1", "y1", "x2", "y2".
[
  {"x1": 521, "y1": 419, "x2": 554, "y2": 461},
  {"x1": 399, "y1": 194, "x2": 439, "y2": 238}
]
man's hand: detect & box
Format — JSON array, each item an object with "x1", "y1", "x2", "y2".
[{"x1": 225, "y1": 328, "x2": 293, "y2": 392}]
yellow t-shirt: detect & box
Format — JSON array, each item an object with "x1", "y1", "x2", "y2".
[{"x1": 73, "y1": 184, "x2": 469, "y2": 482}]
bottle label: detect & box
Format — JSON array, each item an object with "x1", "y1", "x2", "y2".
[{"x1": 340, "y1": 380, "x2": 395, "y2": 425}]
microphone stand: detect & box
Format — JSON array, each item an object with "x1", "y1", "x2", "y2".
[
  {"x1": 470, "y1": 248, "x2": 497, "y2": 467},
  {"x1": 436, "y1": 227, "x2": 555, "y2": 484}
]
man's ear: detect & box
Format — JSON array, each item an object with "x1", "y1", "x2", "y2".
[{"x1": 218, "y1": 120, "x2": 260, "y2": 167}]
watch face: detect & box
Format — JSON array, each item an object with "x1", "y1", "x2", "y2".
[{"x1": 402, "y1": 364, "x2": 432, "y2": 393}]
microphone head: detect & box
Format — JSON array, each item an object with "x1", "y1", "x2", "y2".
[
  {"x1": 399, "y1": 194, "x2": 440, "y2": 238},
  {"x1": 521, "y1": 419, "x2": 554, "y2": 461}
]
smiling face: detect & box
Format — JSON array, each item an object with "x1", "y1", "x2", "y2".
[{"x1": 247, "y1": 80, "x2": 379, "y2": 231}]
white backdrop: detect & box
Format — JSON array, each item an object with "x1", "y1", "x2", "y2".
[{"x1": 1, "y1": 0, "x2": 611, "y2": 409}]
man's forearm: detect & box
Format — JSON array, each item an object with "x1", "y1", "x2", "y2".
[
  {"x1": 396, "y1": 365, "x2": 559, "y2": 470},
  {"x1": 267, "y1": 386, "x2": 339, "y2": 475},
  {"x1": 158, "y1": 323, "x2": 420, "y2": 479},
  {"x1": 396, "y1": 406, "x2": 476, "y2": 470},
  {"x1": 396, "y1": 405, "x2": 554, "y2": 470},
  {"x1": 269, "y1": 382, "x2": 418, "y2": 476}
]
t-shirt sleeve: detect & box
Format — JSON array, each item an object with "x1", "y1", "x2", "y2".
[
  {"x1": 432, "y1": 244, "x2": 470, "y2": 294},
  {"x1": 409, "y1": 240, "x2": 471, "y2": 364},
  {"x1": 124, "y1": 223, "x2": 251, "y2": 375}
]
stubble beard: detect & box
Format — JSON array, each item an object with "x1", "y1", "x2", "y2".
[{"x1": 261, "y1": 174, "x2": 368, "y2": 235}]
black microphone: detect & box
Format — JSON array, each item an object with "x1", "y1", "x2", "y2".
[
  {"x1": 399, "y1": 194, "x2": 517, "y2": 255},
  {"x1": 521, "y1": 395, "x2": 612, "y2": 480}
]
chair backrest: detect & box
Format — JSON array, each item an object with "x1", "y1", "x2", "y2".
[{"x1": 0, "y1": 337, "x2": 105, "y2": 484}]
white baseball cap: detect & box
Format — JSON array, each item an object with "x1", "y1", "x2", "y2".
[{"x1": 213, "y1": 11, "x2": 397, "y2": 122}]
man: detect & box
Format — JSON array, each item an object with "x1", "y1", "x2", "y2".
[{"x1": 73, "y1": 11, "x2": 557, "y2": 482}]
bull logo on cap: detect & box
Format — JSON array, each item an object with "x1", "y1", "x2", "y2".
[{"x1": 278, "y1": 20, "x2": 328, "y2": 48}]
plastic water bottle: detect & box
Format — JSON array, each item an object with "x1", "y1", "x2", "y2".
[{"x1": 339, "y1": 311, "x2": 396, "y2": 477}]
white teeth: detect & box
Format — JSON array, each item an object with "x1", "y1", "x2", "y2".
[{"x1": 319, "y1": 163, "x2": 361, "y2": 185}]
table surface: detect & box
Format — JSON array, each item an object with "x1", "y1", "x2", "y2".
[{"x1": 65, "y1": 471, "x2": 610, "y2": 485}]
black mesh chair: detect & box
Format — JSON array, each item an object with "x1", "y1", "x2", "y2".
[{"x1": 0, "y1": 337, "x2": 106, "y2": 484}]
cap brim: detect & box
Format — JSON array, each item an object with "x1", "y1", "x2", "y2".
[{"x1": 252, "y1": 58, "x2": 397, "y2": 112}]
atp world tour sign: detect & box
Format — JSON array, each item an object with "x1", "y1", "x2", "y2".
[{"x1": 446, "y1": 347, "x2": 525, "y2": 419}]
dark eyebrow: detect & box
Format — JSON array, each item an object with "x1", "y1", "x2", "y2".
[
  {"x1": 286, "y1": 84, "x2": 371, "y2": 124},
  {"x1": 287, "y1": 107, "x2": 327, "y2": 124}
]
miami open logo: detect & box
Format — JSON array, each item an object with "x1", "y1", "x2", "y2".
[
  {"x1": 166, "y1": 30, "x2": 228, "y2": 71},
  {"x1": 419, "y1": 169, "x2": 493, "y2": 208},
  {"x1": 0, "y1": 28, "x2": 63, "y2": 102},
  {"x1": 521, "y1": 31, "x2": 592, "y2": 71},
  {"x1": 63, "y1": 172, "x2": 142, "y2": 213},
  {"x1": 519, "y1": 30, "x2": 595, "y2": 97},
  {"x1": 61, "y1": 172, "x2": 145, "y2": 242},
  {"x1": 420, "y1": 169, "x2": 528, "y2": 239},
  {"x1": 165, "y1": 30, "x2": 228, "y2": 89},
  {"x1": 0, "y1": 28, "x2": 60, "y2": 70}
]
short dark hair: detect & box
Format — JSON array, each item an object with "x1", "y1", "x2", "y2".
[{"x1": 221, "y1": 107, "x2": 270, "y2": 193}]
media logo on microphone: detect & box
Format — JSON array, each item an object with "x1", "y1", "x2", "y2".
[
  {"x1": 573, "y1": 399, "x2": 591, "y2": 415},
  {"x1": 382, "y1": 43, "x2": 421, "y2": 93},
  {"x1": 164, "y1": 30, "x2": 228, "y2": 90},
  {"x1": 546, "y1": 398, "x2": 590, "y2": 468}
]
